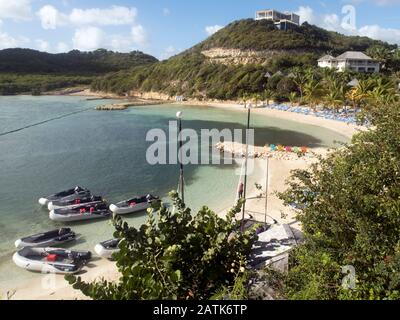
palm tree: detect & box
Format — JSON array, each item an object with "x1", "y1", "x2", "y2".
[
  {"x1": 367, "y1": 46, "x2": 392, "y2": 72},
  {"x1": 324, "y1": 91, "x2": 343, "y2": 113},
  {"x1": 346, "y1": 79, "x2": 373, "y2": 114},
  {"x1": 291, "y1": 67, "x2": 308, "y2": 105},
  {"x1": 288, "y1": 92, "x2": 297, "y2": 107},
  {"x1": 304, "y1": 79, "x2": 323, "y2": 109},
  {"x1": 242, "y1": 93, "x2": 250, "y2": 109},
  {"x1": 263, "y1": 89, "x2": 274, "y2": 106},
  {"x1": 367, "y1": 78, "x2": 398, "y2": 107},
  {"x1": 253, "y1": 93, "x2": 262, "y2": 108}
]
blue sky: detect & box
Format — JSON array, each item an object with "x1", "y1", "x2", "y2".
[{"x1": 0, "y1": 0, "x2": 400, "y2": 60}]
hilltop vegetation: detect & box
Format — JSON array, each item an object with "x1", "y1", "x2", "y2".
[
  {"x1": 0, "y1": 48, "x2": 157, "y2": 74},
  {"x1": 91, "y1": 20, "x2": 395, "y2": 100},
  {"x1": 198, "y1": 20, "x2": 389, "y2": 53},
  {"x1": 0, "y1": 49, "x2": 157, "y2": 95}
]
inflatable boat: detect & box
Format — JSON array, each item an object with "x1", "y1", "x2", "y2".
[
  {"x1": 38, "y1": 186, "x2": 90, "y2": 206},
  {"x1": 13, "y1": 247, "x2": 91, "y2": 274},
  {"x1": 15, "y1": 228, "x2": 76, "y2": 249},
  {"x1": 109, "y1": 194, "x2": 159, "y2": 215},
  {"x1": 94, "y1": 239, "x2": 121, "y2": 259},
  {"x1": 49, "y1": 203, "x2": 111, "y2": 222},
  {"x1": 48, "y1": 195, "x2": 104, "y2": 211}
]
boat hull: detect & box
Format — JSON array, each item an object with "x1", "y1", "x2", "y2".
[
  {"x1": 94, "y1": 244, "x2": 120, "y2": 259},
  {"x1": 14, "y1": 236, "x2": 76, "y2": 249},
  {"x1": 49, "y1": 210, "x2": 110, "y2": 222},
  {"x1": 109, "y1": 202, "x2": 150, "y2": 215},
  {"x1": 48, "y1": 200, "x2": 104, "y2": 211},
  {"x1": 12, "y1": 249, "x2": 87, "y2": 275},
  {"x1": 38, "y1": 198, "x2": 49, "y2": 206}
]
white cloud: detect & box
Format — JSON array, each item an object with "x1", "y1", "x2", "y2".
[
  {"x1": 374, "y1": 0, "x2": 400, "y2": 5},
  {"x1": 131, "y1": 24, "x2": 147, "y2": 47},
  {"x1": 108, "y1": 34, "x2": 136, "y2": 52},
  {"x1": 296, "y1": 5, "x2": 400, "y2": 44},
  {"x1": 0, "y1": 0, "x2": 31, "y2": 21},
  {"x1": 0, "y1": 32, "x2": 19, "y2": 49},
  {"x1": 71, "y1": 25, "x2": 148, "y2": 52},
  {"x1": 359, "y1": 24, "x2": 400, "y2": 43},
  {"x1": 35, "y1": 4, "x2": 148, "y2": 52},
  {"x1": 69, "y1": 6, "x2": 137, "y2": 26},
  {"x1": 56, "y1": 42, "x2": 69, "y2": 53},
  {"x1": 165, "y1": 46, "x2": 176, "y2": 53},
  {"x1": 72, "y1": 26, "x2": 105, "y2": 51},
  {"x1": 346, "y1": 0, "x2": 400, "y2": 6},
  {"x1": 0, "y1": 31, "x2": 29, "y2": 49},
  {"x1": 37, "y1": 5, "x2": 137, "y2": 29},
  {"x1": 37, "y1": 5, "x2": 67, "y2": 30},
  {"x1": 160, "y1": 45, "x2": 178, "y2": 60},
  {"x1": 205, "y1": 25, "x2": 224, "y2": 36},
  {"x1": 35, "y1": 39, "x2": 50, "y2": 52},
  {"x1": 163, "y1": 8, "x2": 171, "y2": 16},
  {"x1": 296, "y1": 6, "x2": 318, "y2": 25}
]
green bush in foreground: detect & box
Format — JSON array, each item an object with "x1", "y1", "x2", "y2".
[
  {"x1": 66, "y1": 192, "x2": 258, "y2": 300},
  {"x1": 279, "y1": 103, "x2": 400, "y2": 300}
]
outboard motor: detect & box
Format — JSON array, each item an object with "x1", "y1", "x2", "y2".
[{"x1": 58, "y1": 228, "x2": 70, "y2": 236}]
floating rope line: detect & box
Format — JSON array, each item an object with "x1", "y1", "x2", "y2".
[{"x1": 0, "y1": 107, "x2": 92, "y2": 137}]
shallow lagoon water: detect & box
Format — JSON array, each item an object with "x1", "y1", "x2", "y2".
[{"x1": 0, "y1": 96, "x2": 349, "y2": 289}]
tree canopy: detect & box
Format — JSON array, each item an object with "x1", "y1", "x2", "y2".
[{"x1": 279, "y1": 103, "x2": 400, "y2": 300}]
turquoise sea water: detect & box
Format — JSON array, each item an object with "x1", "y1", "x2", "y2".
[{"x1": 0, "y1": 96, "x2": 349, "y2": 289}]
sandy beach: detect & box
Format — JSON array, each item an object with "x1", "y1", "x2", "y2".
[{"x1": 1, "y1": 95, "x2": 362, "y2": 300}]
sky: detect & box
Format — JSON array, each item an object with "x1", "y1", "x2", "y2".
[{"x1": 1, "y1": 0, "x2": 400, "y2": 60}]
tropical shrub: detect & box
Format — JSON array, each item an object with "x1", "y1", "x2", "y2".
[
  {"x1": 66, "y1": 192, "x2": 258, "y2": 300},
  {"x1": 279, "y1": 103, "x2": 400, "y2": 300}
]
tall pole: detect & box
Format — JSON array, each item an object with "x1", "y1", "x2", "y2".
[
  {"x1": 177, "y1": 112, "x2": 184, "y2": 203},
  {"x1": 241, "y1": 107, "x2": 251, "y2": 232},
  {"x1": 264, "y1": 157, "x2": 270, "y2": 230}
]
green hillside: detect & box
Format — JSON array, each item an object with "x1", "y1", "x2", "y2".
[
  {"x1": 0, "y1": 49, "x2": 158, "y2": 95},
  {"x1": 0, "y1": 48, "x2": 157, "y2": 74},
  {"x1": 198, "y1": 20, "x2": 390, "y2": 53},
  {"x1": 91, "y1": 19, "x2": 395, "y2": 100}
]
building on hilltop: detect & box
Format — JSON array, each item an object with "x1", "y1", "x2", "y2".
[
  {"x1": 255, "y1": 9, "x2": 300, "y2": 31},
  {"x1": 318, "y1": 51, "x2": 380, "y2": 73}
]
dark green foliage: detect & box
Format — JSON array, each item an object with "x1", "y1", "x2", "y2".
[
  {"x1": 66, "y1": 192, "x2": 258, "y2": 300},
  {"x1": 198, "y1": 20, "x2": 391, "y2": 53},
  {"x1": 279, "y1": 103, "x2": 400, "y2": 300},
  {"x1": 0, "y1": 74, "x2": 93, "y2": 95},
  {"x1": 0, "y1": 48, "x2": 157, "y2": 74},
  {"x1": 0, "y1": 48, "x2": 157, "y2": 95}
]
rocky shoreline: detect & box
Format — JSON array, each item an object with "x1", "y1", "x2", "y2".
[{"x1": 95, "y1": 99, "x2": 169, "y2": 110}]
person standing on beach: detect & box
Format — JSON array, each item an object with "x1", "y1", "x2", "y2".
[{"x1": 238, "y1": 182, "x2": 244, "y2": 199}]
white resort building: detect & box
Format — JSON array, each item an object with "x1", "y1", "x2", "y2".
[
  {"x1": 318, "y1": 51, "x2": 380, "y2": 73},
  {"x1": 255, "y1": 9, "x2": 300, "y2": 31}
]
